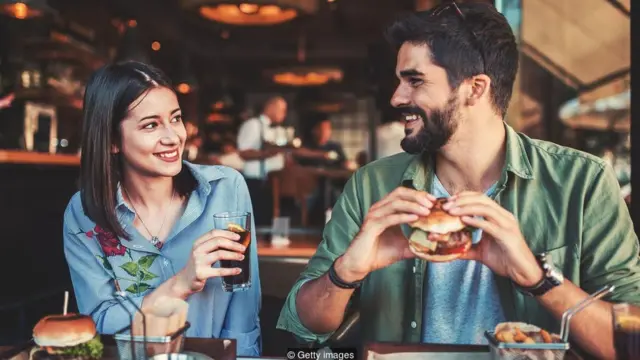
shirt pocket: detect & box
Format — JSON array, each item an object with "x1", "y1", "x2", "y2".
[{"x1": 220, "y1": 324, "x2": 261, "y2": 356}]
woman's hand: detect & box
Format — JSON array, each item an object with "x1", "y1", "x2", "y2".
[{"x1": 175, "y1": 229, "x2": 247, "y2": 296}]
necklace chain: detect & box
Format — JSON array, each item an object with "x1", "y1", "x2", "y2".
[{"x1": 123, "y1": 187, "x2": 175, "y2": 247}]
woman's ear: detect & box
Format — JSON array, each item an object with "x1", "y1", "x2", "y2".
[{"x1": 466, "y1": 74, "x2": 492, "y2": 106}]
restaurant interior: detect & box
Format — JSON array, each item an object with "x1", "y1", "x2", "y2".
[{"x1": 0, "y1": 0, "x2": 634, "y2": 358}]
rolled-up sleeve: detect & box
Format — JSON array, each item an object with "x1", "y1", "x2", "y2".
[
  {"x1": 221, "y1": 173, "x2": 262, "y2": 356},
  {"x1": 581, "y1": 164, "x2": 640, "y2": 304},
  {"x1": 63, "y1": 207, "x2": 143, "y2": 334},
  {"x1": 276, "y1": 171, "x2": 364, "y2": 344}
]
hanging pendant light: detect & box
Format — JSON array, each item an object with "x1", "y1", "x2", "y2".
[
  {"x1": 180, "y1": 0, "x2": 318, "y2": 26},
  {"x1": 0, "y1": 0, "x2": 53, "y2": 20}
]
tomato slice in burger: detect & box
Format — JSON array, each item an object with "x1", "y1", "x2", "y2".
[{"x1": 438, "y1": 244, "x2": 468, "y2": 255}]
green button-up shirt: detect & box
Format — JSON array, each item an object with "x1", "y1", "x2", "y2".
[{"x1": 276, "y1": 123, "x2": 640, "y2": 344}]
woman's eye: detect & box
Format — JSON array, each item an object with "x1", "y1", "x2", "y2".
[
  {"x1": 142, "y1": 122, "x2": 157, "y2": 130},
  {"x1": 171, "y1": 115, "x2": 183, "y2": 123}
]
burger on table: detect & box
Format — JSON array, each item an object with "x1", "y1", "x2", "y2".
[{"x1": 31, "y1": 314, "x2": 103, "y2": 360}]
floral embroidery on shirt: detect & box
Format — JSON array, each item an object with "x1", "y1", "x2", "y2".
[{"x1": 77, "y1": 225, "x2": 159, "y2": 296}]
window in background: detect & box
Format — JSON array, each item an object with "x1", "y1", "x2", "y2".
[{"x1": 329, "y1": 98, "x2": 372, "y2": 161}]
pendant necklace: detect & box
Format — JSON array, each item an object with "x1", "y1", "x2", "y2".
[{"x1": 124, "y1": 187, "x2": 175, "y2": 249}]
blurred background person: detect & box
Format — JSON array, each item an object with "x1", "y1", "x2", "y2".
[{"x1": 236, "y1": 96, "x2": 287, "y2": 227}]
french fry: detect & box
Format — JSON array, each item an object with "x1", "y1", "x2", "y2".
[
  {"x1": 496, "y1": 331, "x2": 506, "y2": 343},
  {"x1": 523, "y1": 337, "x2": 536, "y2": 344},
  {"x1": 513, "y1": 327, "x2": 528, "y2": 342},
  {"x1": 540, "y1": 329, "x2": 552, "y2": 343},
  {"x1": 502, "y1": 331, "x2": 515, "y2": 343}
]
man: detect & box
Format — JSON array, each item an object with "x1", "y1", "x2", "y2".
[
  {"x1": 298, "y1": 112, "x2": 347, "y2": 169},
  {"x1": 237, "y1": 96, "x2": 287, "y2": 226},
  {"x1": 276, "y1": 3, "x2": 640, "y2": 359}
]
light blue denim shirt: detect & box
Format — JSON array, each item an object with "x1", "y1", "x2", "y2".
[{"x1": 62, "y1": 162, "x2": 262, "y2": 356}]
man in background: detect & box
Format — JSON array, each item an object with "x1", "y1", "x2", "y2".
[
  {"x1": 298, "y1": 112, "x2": 347, "y2": 169},
  {"x1": 237, "y1": 96, "x2": 287, "y2": 226}
]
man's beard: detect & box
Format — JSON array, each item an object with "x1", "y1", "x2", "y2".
[{"x1": 400, "y1": 94, "x2": 460, "y2": 155}]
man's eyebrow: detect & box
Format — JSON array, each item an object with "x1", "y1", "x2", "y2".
[{"x1": 399, "y1": 69, "x2": 425, "y2": 78}]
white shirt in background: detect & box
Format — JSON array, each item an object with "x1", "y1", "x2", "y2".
[
  {"x1": 237, "y1": 114, "x2": 285, "y2": 179},
  {"x1": 218, "y1": 152, "x2": 245, "y2": 172},
  {"x1": 368, "y1": 121, "x2": 405, "y2": 160}
]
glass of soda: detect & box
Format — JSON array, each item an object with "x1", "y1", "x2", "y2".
[
  {"x1": 213, "y1": 211, "x2": 252, "y2": 292},
  {"x1": 613, "y1": 303, "x2": 640, "y2": 359}
]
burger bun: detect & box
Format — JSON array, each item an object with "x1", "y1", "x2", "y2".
[{"x1": 33, "y1": 314, "x2": 97, "y2": 347}]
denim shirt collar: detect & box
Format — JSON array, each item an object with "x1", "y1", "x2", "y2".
[{"x1": 114, "y1": 161, "x2": 227, "y2": 254}]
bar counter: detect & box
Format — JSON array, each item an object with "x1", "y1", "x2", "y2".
[{"x1": 0, "y1": 150, "x2": 80, "y2": 166}]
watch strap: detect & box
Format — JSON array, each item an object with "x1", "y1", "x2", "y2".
[
  {"x1": 328, "y1": 257, "x2": 363, "y2": 289},
  {"x1": 516, "y1": 252, "x2": 563, "y2": 297}
]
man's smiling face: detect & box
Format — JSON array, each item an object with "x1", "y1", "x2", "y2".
[{"x1": 391, "y1": 42, "x2": 462, "y2": 155}]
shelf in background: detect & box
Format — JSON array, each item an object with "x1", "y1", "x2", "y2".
[{"x1": 0, "y1": 150, "x2": 80, "y2": 166}]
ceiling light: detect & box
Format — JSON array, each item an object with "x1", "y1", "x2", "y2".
[
  {"x1": 0, "y1": 0, "x2": 53, "y2": 19},
  {"x1": 181, "y1": 0, "x2": 318, "y2": 26},
  {"x1": 268, "y1": 66, "x2": 343, "y2": 87}
]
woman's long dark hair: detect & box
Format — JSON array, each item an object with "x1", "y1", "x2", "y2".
[{"x1": 79, "y1": 61, "x2": 195, "y2": 240}]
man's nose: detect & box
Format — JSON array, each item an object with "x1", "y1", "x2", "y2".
[{"x1": 391, "y1": 84, "x2": 411, "y2": 108}]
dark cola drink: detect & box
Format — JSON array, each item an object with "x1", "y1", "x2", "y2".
[
  {"x1": 613, "y1": 304, "x2": 640, "y2": 360},
  {"x1": 220, "y1": 227, "x2": 251, "y2": 292},
  {"x1": 614, "y1": 320, "x2": 640, "y2": 359}
]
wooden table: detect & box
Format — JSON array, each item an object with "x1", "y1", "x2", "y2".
[
  {"x1": 0, "y1": 337, "x2": 284, "y2": 360},
  {"x1": 0, "y1": 150, "x2": 80, "y2": 166},
  {"x1": 257, "y1": 234, "x2": 320, "y2": 258},
  {"x1": 364, "y1": 342, "x2": 586, "y2": 359}
]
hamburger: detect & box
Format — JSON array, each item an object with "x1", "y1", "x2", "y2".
[
  {"x1": 30, "y1": 314, "x2": 103, "y2": 360},
  {"x1": 408, "y1": 197, "x2": 474, "y2": 262}
]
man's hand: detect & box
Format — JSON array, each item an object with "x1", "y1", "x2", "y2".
[
  {"x1": 337, "y1": 187, "x2": 436, "y2": 282},
  {"x1": 443, "y1": 191, "x2": 543, "y2": 287},
  {"x1": 0, "y1": 93, "x2": 14, "y2": 109}
]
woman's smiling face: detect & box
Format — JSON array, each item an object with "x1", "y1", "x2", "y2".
[{"x1": 115, "y1": 86, "x2": 186, "y2": 178}]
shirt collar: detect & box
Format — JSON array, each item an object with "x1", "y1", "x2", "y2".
[
  {"x1": 401, "y1": 122, "x2": 534, "y2": 190},
  {"x1": 259, "y1": 114, "x2": 272, "y2": 126},
  {"x1": 116, "y1": 160, "x2": 227, "y2": 210}
]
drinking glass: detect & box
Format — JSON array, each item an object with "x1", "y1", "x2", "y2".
[
  {"x1": 613, "y1": 302, "x2": 640, "y2": 359},
  {"x1": 213, "y1": 211, "x2": 252, "y2": 292}
]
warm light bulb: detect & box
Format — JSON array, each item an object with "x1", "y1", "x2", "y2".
[
  {"x1": 238, "y1": 3, "x2": 259, "y2": 14},
  {"x1": 177, "y1": 83, "x2": 191, "y2": 94},
  {"x1": 151, "y1": 41, "x2": 161, "y2": 51}
]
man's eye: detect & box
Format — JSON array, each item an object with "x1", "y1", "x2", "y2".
[{"x1": 409, "y1": 78, "x2": 423, "y2": 87}]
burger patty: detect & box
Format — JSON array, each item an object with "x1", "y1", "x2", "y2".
[{"x1": 430, "y1": 231, "x2": 471, "y2": 248}]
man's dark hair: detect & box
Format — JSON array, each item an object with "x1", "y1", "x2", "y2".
[{"x1": 385, "y1": 2, "x2": 518, "y2": 118}]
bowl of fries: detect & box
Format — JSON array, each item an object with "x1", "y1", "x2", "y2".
[{"x1": 485, "y1": 322, "x2": 570, "y2": 360}]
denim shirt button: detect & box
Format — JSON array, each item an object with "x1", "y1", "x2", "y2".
[{"x1": 410, "y1": 321, "x2": 417, "y2": 329}]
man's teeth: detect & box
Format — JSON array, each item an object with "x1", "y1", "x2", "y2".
[
  {"x1": 157, "y1": 151, "x2": 178, "y2": 158},
  {"x1": 405, "y1": 114, "x2": 420, "y2": 121}
]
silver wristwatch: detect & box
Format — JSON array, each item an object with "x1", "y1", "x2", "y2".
[{"x1": 515, "y1": 252, "x2": 564, "y2": 297}]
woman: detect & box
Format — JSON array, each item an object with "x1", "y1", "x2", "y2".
[{"x1": 63, "y1": 61, "x2": 261, "y2": 356}]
